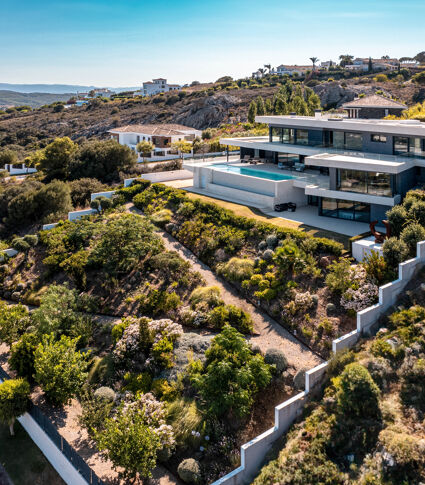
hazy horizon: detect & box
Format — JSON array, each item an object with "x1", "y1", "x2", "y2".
[{"x1": 2, "y1": 0, "x2": 424, "y2": 86}]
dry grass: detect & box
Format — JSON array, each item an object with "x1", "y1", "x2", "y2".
[{"x1": 184, "y1": 192, "x2": 350, "y2": 249}]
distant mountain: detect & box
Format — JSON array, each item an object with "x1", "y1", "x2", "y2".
[
  {"x1": 0, "y1": 90, "x2": 73, "y2": 108},
  {"x1": 0, "y1": 83, "x2": 139, "y2": 94}
]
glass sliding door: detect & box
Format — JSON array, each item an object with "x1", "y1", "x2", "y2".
[
  {"x1": 345, "y1": 132, "x2": 363, "y2": 151},
  {"x1": 394, "y1": 136, "x2": 409, "y2": 155},
  {"x1": 271, "y1": 127, "x2": 282, "y2": 143},
  {"x1": 282, "y1": 128, "x2": 295, "y2": 144},
  {"x1": 295, "y1": 129, "x2": 309, "y2": 145},
  {"x1": 320, "y1": 198, "x2": 371, "y2": 222}
]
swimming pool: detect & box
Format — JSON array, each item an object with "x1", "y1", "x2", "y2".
[{"x1": 211, "y1": 164, "x2": 295, "y2": 181}]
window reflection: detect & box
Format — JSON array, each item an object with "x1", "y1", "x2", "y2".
[{"x1": 338, "y1": 170, "x2": 392, "y2": 197}]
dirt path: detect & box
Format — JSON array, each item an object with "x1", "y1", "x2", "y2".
[{"x1": 127, "y1": 204, "x2": 322, "y2": 371}]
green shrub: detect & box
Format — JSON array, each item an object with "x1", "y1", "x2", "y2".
[
  {"x1": 400, "y1": 358, "x2": 425, "y2": 410},
  {"x1": 334, "y1": 363, "x2": 380, "y2": 420},
  {"x1": 207, "y1": 304, "x2": 253, "y2": 333},
  {"x1": 264, "y1": 348, "x2": 288, "y2": 372},
  {"x1": 117, "y1": 179, "x2": 151, "y2": 201},
  {"x1": 383, "y1": 237, "x2": 409, "y2": 268},
  {"x1": 150, "y1": 209, "x2": 172, "y2": 227},
  {"x1": 190, "y1": 286, "x2": 222, "y2": 309},
  {"x1": 177, "y1": 458, "x2": 202, "y2": 484},
  {"x1": 93, "y1": 386, "x2": 116, "y2": 403},
  {"x1": 217, "y1": 257, "x2": 254, "y2": 281},
  {"x1": 400, "y1": 223, "x2": 425, "y2": 255},
  {"x1": 325, "y1": 258, "x2": 352, "y2": 294},
  {"x1": 191, "y1": 325, "x2": 272, "y2": 418},
  {"x1": 111, "y1": 320, "x2": 131, "y2": 344},
  {"x1": 79, "y1": 390, "x2": 113, "y2": 437},
  {"x1": 9, "y1": 333, "x2": 39, "y2": 380},
  {"x1": 22, "y1": 234, "x2": 38, "y2": 247},
  {"x1": 11, "y1": 237, "x2": 30, "y2": 252},
  {"x1": 122, "y1": 372, "x2": 152, "y2": 395}
]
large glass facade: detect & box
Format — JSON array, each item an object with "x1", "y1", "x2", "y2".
[
  {"x1": 320, "y1": 198, "x2": 371, "y2": 222},
  {"x1": 338, "y1": 170, "x2": 392, "y2": 197},
  {"x1": 394, "y1": 136, "x2": 425, "y2": 158}
]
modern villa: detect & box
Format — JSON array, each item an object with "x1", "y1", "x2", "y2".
[{"x1": 186, "y1": 112, "x2": 425, "y2": 225}]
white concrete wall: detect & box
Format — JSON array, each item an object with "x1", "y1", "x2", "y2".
[
  {"x1": 352, "y1": 237, "x2": 383, "y2": 262},
  {"x1": 211, "y1": 170, "x2": 276, "y2": 197},
  {"x1": 0, "y1": 248, "x2": 18, "y2": 261},
  {"x1": 90, "y1": 191, "x2": 116, "y2": 201},
  {"x1": 5, "y1": 164, "x2": 37, "y2": 175},
  {"x1": 68, "y1": 209, "x2": 97, "y2": 221},
  {"x1": 18, "y1": 413, "x2": 88, "y2": 485},
  {"x1": 42, "y1": 223, "x2": 59, "y2": 231}
]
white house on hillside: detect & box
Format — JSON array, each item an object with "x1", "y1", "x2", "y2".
[
  {"x1": 134, "y1": 78, "x2": 181, "y2": 97},
  {"x1": 109, "y1": 123, "x2": 202, "y2": 161},
  {"x1": 274, "y1": 65, "x2": 311, "y2": 76}
]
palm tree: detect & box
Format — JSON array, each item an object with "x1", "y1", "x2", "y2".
[
  {"x1": 339, "y1": 54, "x2": 354, "y2": 67},
  {"x1": 258, "y1": 68, "x2": 266, "y2": 77},
  {"x1": 309, "y1": 57, "x2": 319, "y2": 71},
  {"x1": 264, "y1": 64, "x2": 271, "y2": 74}
]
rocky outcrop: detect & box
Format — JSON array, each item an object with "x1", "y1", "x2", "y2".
[
  {"x1": 313, "y1": 82, "x2": 358, "y2": 109},
  {"x1": 172, "y1": 93, "x2": 241, "y2": 128}
]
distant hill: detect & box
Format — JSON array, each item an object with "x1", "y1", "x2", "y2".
[
  {"x1": 0, "y1": 90, "x2": 73, "y2": 108},
  {"x1": 0, "y1": 83, "x2": 139, "y2": 94}
]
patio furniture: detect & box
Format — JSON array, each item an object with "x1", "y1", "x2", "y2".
[
  {"x1": 287, "y1": 202, "x2": 297, "y2": 212},
  {"x1": 274, "y1": 203, "x2": 289, "y2": 212},
  {"x1": 241, "y1": 155, "x2": 251, "y2": 163},
  {"x1": 294, "y1": 163, "x2": 305, "y2": 172}
]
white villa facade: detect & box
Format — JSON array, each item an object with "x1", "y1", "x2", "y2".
[
  {"x1": 185, "y1": 113, "x2": 425, "y2": 226},
  {"x1": 134, "y1": 78, "x2": 181, "y2": 97},
  {"x1": 109, "y1": 123, "x2": 201, "y2": 160}
]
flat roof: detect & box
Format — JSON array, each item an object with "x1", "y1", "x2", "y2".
[
  {"x1": 305, "y1": 152, "x2": 413, "y2": 174},
  {"x1": 255, "y1": 115, "x2": 425, "y2": 137}
]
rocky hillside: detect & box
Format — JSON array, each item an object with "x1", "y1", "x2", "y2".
[{"x1": 1, "y1": 79, "x2": 423, "y2": 153}]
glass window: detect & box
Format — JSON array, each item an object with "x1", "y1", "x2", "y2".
[
  {"x1": 333, "y1": 131, "x2": 345, "y2": 149},
  {"x1": 296, "y1": 129, "x2": 309, "y2": 145},
  {"x1": 409, "y1": 137, "x2": 425, "y2": 157},
  {"x1": 394, "y1": 136, "x2": 409, "y2": 154},
  {"x1": 371, "y1": 134, "x2": 387, "y2": 143},
  {"x1": 321, "y1": 198, "x2": 338, "y2": 217},
  {"x1": 271, "y1": 127, "x2": 281, "y2": 142},
  {"x1": 282, "y1": 128, "x2": 295, "y2": 144},
  {"x1": 339, "y1": 169, "x2": 367, "y2": 194},
  {"x1": 367, "y1": 172, "x2": 392, "y2": 196},
  {"x1": 345, "y1": 132, "x2": 363, "y2": 151},
  {"x1": 354, "y1": 202, "x2": 370, "y2": 222}
]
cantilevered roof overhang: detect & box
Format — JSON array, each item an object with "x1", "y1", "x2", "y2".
[
  {"x1": 219, "y1": 136, "x2": 321, "y2": 156},
  {"x1": 305, "y1": 153, "x2": 413, "y2": 174}
]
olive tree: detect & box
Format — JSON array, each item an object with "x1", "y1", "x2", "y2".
[{"x1": 0, "y1": 378, "x2": 30, "y2": 435}]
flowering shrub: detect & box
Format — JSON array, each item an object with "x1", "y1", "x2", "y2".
[
  {"x1": 285, "y1": 290, "x2": 314, "y2": 316},
  {"x1": 340, "y1": 282, "x2": 378, "y2": 312}
]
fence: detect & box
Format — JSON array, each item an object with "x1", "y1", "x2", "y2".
[
  {"x1": 213, "y1": 240, "x2": 425, "y2": 485},
  {"x1": 0, "y1": 366, "x2": 104, "y2": 485}
]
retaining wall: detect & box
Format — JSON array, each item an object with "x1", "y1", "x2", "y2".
[
  {"x1": 90, "y1": 191, "x2": 116, "y2": 201},
  {"x1": 213, "y1": 240, "x2": 425, "y2": 485},
  {"x1": 68, "y1": 209, "x2": 97, "y2": 221},
  {"x1": 0, "y1": 248, "x2": 18, "y2": 261}
]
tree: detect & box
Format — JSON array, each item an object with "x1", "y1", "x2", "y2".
[
  {"x1": 69, "y1": 178, "x2": 109, "y2": 207},
  {"x1": 368, "y1": 57, "x2": 373, "y2": 72},
  {"x1": 9, "y1": 333, "x2": 39, "y2": 380},
  {"x1": 334, "y1": 363, "x2": 380, "y2": 420},
  {"x1": 191, "y1": 325, "x2": 271, "y2": 418},
  {"x1": 0, "y1": 149, "x2": 18, "y2": 167},
  {"x1": 0, "y1": 302, "x2": 30, "y2": 346},
  {"x1": 136, "y1": 140, "x2": 155, "y2": 162},
  {"x1": 248, "y1": 100, "x2": 257, "y2": 123},
  {"x1": 34, "y1": 334, "x2": 89, "y2": 405},
  {"x1": 309, "y1": 57, "x2": 319, "y2": 71},
  {"x1": 0, "y1": 378, "x2": 30, "y2": 435},
  {"x1": 72, "y1": 139, "x2": 136, "y2": 182},
  {"x1": 256, "y1": 96, "x2": 265, "y2": 116},
  {"x1": 38, "y1": 137, "x2": 78, "y2": 180},
  {"x1": 170, "y1": 140, "x2": 192, "y2": 158},
  {"x1": 414, "y1": 51, "x2": 425, "y2": 64},
  {"x1": 35, "y1": 180, "x2": 73, "y2": 221},
  {"x1": 265, "y1": 98, "x2": 273, "y2": 114},
  {"x1": 32, "y1": 284, "x2": 92, "y2": 345},
  {"x1": 412, "y1": 71, "x2": 425, "y2": 86},
  {"x1": 264, "y1": 64, "x2": 271, "y2": 73},
  {"x1": 89, "y1": 213, "x2": 163, "y2": 275},
  {"x1": 339, "y1": 54, "x2": 354, "y2": 67},
  {"x1": 96, "y1": 394, "x2": 174, "y2": 482}
]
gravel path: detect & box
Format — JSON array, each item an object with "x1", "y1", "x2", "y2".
[{"x1": 128, "y1": 204, "x2": 322, "y2": 371}]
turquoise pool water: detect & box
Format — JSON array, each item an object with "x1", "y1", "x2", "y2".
[{"x1": 212, "y1": 164, "x2": 295, "y2": 181}]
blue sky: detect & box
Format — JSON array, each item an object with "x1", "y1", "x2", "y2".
[{"x1": 1, "y1": 0, "x2": 424, "y2": 86}]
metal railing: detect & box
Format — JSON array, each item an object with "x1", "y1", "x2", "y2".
[{"x1": 0, "y1": 366, "x2": 105, "y2": 485}]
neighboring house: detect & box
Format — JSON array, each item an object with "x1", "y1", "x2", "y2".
[
  {"x1": 345, "y1": 58, "x2": 399, "y2": 72},
  {"x1": 342, "y1": 95, "x2": 407, "y2": 119},
  {"x1": 320, "y1": 60, "x2": 335, "y2": 69},
  {"x1": 274, "y1": 65, "x2": 311, "y2": 76},
  {"x1": 134, "y1": 78, "x2": 181, "y2": 97},
  {"x1": 187, "y1": 112, "x2": 425, "y2": 225},
  {"x1": 109, "y1": 123, "x2": 202, "y2": 160},
  {"x1": 87, "y1": 88, "x2": 115, "y2": 98}
]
